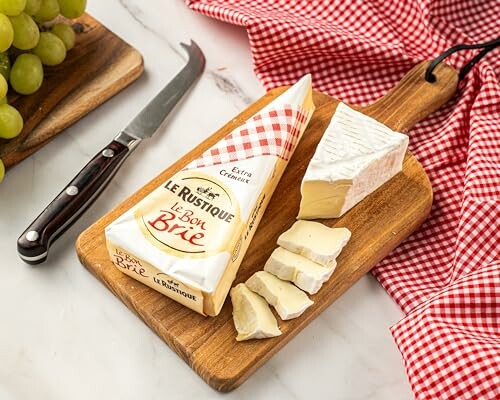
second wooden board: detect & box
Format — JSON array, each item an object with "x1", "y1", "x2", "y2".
[
  {"x1": 77, "y1": 62, "x2": 458, "y2": 392},
  {"x1": 0, "y1": 14, "x2": 144, "y2": 169}
]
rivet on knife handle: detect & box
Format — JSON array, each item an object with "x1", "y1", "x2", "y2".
[{"x1": 17, "y1": 40, "x2": 206, "y2": 265}]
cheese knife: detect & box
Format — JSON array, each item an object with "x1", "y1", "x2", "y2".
[{"x1": 17, "y1": 40, "x2": 206, "y2": 265}]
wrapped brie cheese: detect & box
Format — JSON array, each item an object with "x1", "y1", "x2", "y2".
[{"x1": 105, "y1": 75, "x2": 315, "y2": 316}]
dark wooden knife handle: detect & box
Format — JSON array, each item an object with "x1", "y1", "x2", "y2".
[{"x1": 17, "y1": 140, "x2": 130, "y2": 265}]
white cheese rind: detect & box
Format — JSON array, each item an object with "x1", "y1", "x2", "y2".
[
  {"x1": 277, "y1": 220, "x2": 351, "y2": 267},
  {"x1": 246, "y1": 271, "x2": 313, "y2": 320},
  {"x1": 299, "y1": 103, "x2": 409, "y2": 219},
  {"x1": 230, "y1": 283, "x2": 282, "y2": 341},
  {"x1": 264, "y1": 247, "x2": 335, "y2": 294}
]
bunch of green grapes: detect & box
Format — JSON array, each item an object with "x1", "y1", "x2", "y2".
[{"x1": 0, "y1": 0, "x2": 86, "y2": 182}]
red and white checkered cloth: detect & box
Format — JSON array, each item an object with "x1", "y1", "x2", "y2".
[
  {"x1": 185, "y1": 105, "x2": 310, "y2": 169},
  {"x1": 186, "y1": 1, "x2": 500, "y2": 398}
]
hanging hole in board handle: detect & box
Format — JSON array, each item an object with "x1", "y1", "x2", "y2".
[{"x1": 425, "y1": 36, "x2": 500, "y2": 83}]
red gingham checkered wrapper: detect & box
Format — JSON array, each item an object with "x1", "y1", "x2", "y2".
[
  {"x1": 185, "y1": 105, "x2": 310, "y2": 169},
  {"x1": 186, "y1": 1, "x2": 500, "y2": 398}
]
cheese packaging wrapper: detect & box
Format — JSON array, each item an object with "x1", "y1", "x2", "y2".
[{"x1": 105, "y1": 75, "x2": 315, "y2": 316}]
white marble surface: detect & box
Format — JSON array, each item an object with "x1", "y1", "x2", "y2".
[{"x1": 0, "y1": 1, "x2": 413, "y2": 399}]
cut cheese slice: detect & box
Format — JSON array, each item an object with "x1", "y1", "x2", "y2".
[
  {"x1": 299, "y1": 103, "x2": 409, "y2": 219},
  {"x1": 264, "y1": 247, "x2": 335, "y2": 294},
  {"x1": 277, "y1": 220, "x2": 351, "y2": 267},
  {"x1": 246, "y1": 271, "x2": 313, "y2": 320},
  {"x1": 230, "y1": 283, "x2": 282, "y2": 341}
]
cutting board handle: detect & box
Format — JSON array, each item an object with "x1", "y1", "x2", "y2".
[{"x1": 361, "y1": 61, "x2": 458, "y2": 133}]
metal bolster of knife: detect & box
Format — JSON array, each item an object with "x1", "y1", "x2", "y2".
[{"x1": 114, "y1": 130, "x2": 141, "y2": 150}]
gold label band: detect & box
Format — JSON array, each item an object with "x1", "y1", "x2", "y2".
[{"x1": 134, "y1": 170, "x2": 241, "y2": 259}]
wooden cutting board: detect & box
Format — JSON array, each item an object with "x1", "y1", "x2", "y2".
[
  {"x1": 76, "y1": 62, "x2": 458, "y2": 392},
  {"x1": 0, "y1": 14, "x2": 144, "y2": 169}
]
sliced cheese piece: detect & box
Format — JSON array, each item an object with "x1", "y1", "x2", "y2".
[
  {"x1": 299, "y1": 102, "x2": 409, "y2": 219},
  {"x1": 264, "y1": 247, "x2": 335, "y2": 294},
  {"x1": 230, "y1": 283, "x2": 282, "y2": 341},
  {"x1": 246, "y1": 271, "x2": 313, "y2": 320},
  {"x1": 277, "y1": 220, "x2": 351, "y2": 267}
]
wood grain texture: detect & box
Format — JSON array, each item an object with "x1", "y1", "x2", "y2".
[
  {"x1": 76, "y1": 61, "x2": 458, "y2": 392},
  {"x1": 0, "y1": 14, "x2": 144, "y2": 169}
]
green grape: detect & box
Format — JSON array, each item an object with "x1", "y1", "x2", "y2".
[
  {"x1": 0, "y1": 103, "x2": 23, "y2": 139},
  {"x1": 10, "y1": 53, "x2": 43, "y2": 94},
  {"x1": 0, "y1": 0, "x2": 27, "y2": 16},
  {"x1": 33, "y1": 0, "x2": 58, "y2": 21},
  {"x1": 0, "y1": 13, "x2": 14, "y2": 51},
  {"x1": 0, "y1": 52, "x2": 10, "y2": 79},
  {"x1": 23, "y1": 0, "x2": 41, "y2": 15},
  {"x1": 51, "y1": 22, "x2": 74, "y2": 50},
  {"x1": 57, "y1": 0, "x2": 85, "y2": 19},
  {"x1": 0, "y1": 73, "x2": 7, "y2": 98},
  {"x1": 33, "y1": 31, "x2": 65, "y2": 65},
  {"x1": 0, "y1": 96, "x2": 6, "y2": 103},
  {"x1": 0, "y1": 159, "x2": 5, "y2": 183},
  {"x1": 9, "y1": 12, "x2": 39, "y2": 49}
]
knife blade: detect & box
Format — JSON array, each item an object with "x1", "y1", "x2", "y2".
[{"x1": 17, "y1": 40, "x2": 206, "y2": 265}]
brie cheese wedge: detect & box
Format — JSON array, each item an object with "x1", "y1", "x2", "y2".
[
  {"x1": 299, "y1": 103, "x2": 409, "y2": 219},
  {"x1": 230, "y1": 283, "x2": 282, "y2": 341},
  {"x1": 105, "y1": 76, "x2": 315, "y2": 317},
  {"x1": 246, "y1": 271, "x2": 313, "y2": 320},
  {"x1": 277, "y1": 220, "x2": 351, "y2": 267},
  {"x1": 264, "y1": 247, "x2": 335, "y2": 294}
]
